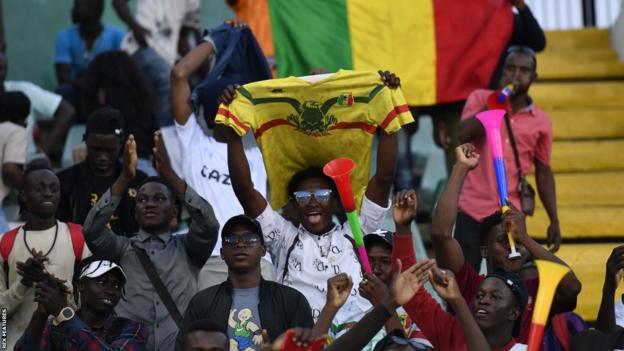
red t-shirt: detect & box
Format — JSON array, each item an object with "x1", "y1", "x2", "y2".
[{"x1": 455, "y1": 262, "x2": 539, "y2": 343}]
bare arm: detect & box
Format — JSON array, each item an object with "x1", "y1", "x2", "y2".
[
  {"x1": 597, "y1": 245, "x2": 624, "y2": 333},
  {"x1": 431, "y1": 268, "x2": 490, "y2": 351},
  {"x1": 225, "y1": 126, "x2": 268, "y2": 217},
  {"x1": 112, "y1": 0, "x2": 149, "y2": 47},
  {"x1": 171, "y1": 41, "x2": 215, "y2": 125},
  {"x1": 41, "y1": 100, "x2": 76, "y2": 156},
  {"x1": 431, "y1": 144, "x2": 479, "y2": 273},
  {"x1": 504, "y1": 207, "x2": 581, "y2": 313},
  {"x1": 112, "y1": 0, "x2": 139, "y2": 29},
  {"x1": 535, "y1": 159, "x2": 561, "y2": 252},
  {"x1": 365, "y1": 129, "x2": 396, "y2": 207}
]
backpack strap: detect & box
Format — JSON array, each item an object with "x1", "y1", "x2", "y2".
[
  {"x1": 66, "y1": 222, "x2": 84, "y2": 261},
  {"x1": 1, "y1": 226, "x2": 21, "y2": 288},
  {"x1": 1, "y1": 226, "x2": 21, "y2": 263}
]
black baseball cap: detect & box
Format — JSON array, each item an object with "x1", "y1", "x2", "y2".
[
  {"x1": 84, "y1": 106, "x2": 125, "y2": 137},
  {"x1": 486, "y1": 268, "x2": 528, "y2": 337},
  {"x1": 364, "y1": 230, "x2": 393, "y2": 250},
  {"x1": 221, "y1": 215, "x2": 264, "y2": 244}
]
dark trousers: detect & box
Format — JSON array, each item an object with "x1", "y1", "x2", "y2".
[{"x1": 454, "y1": 212, "x2": 483, "y2": 272}]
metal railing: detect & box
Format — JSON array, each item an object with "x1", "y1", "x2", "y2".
[{"x1": 524, "y1": 0, "x2": 621, "y2": 30}]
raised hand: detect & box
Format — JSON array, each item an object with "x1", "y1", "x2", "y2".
[
  {"x1": 358, "y1": 272, "x2": 390, "y2": 305},
  {"x1": 502, "y1": 203, "x2": 529, "y2": 245},
  {"x1": 218, "y1": 84, "x2": 241, "y2": 106},
  {"x1": 389, "y1": 259, "x2": 435, "y2": 308},
  {"x1": 392, "y1": 189, "x2": 417, "y2": 230},
  {"x1": 455, "y1": 143, "x2": 480, "y2": 170},
  {"x1": 429, "y1": 266, "x2": 462, "y2": 302},
  {"x1": 605, "y1": 245, "x2": 624, "y2": 290},
  {"x1": 326, "y1": 273, "x2": 353, "y2": 309},
  {"x1": 121, "y1": 134, "x2": 137, "y2": 181},
  {"x1": 378, "y1": 70, "x2": 401, "y2": 89}
]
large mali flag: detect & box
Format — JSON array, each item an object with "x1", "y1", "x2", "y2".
[{"x1": 267, "y1": 0, "x2": 513, "y2": 106}]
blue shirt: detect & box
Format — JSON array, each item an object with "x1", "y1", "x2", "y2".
[{"x1": 55, "y1": 25, "x2": 125, "y2": 78}]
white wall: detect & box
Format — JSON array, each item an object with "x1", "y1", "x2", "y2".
[{"x1": 524, "y1": 0, "x2": 621, "y2": 30}]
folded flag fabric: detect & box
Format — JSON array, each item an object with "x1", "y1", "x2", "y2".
[
  {"x1": 216, "y1": 70, "x2": 414, "y2": 209},
  {"x1": 267, "y1": 0, "x2": 513, "y2": 106}
]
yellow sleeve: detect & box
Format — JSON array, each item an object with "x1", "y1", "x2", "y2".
[
  {"x1": 368, "y1": 86, "x2": 414, "y2": 134},
  {"x1": 214, "y1": 86, "x2": 258, "y2": 136}
]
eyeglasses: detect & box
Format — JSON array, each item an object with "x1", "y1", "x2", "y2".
[
  {"x1": 293, "y1": 189, "x2": 332, "y2": 206},
  {"x1": 222, "y1": 232, "x2": 262, "y2": 246}
]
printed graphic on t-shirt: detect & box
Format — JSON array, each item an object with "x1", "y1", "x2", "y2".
[{"x1": 228, "y1": 308, "x2": 262, "y2": 351}]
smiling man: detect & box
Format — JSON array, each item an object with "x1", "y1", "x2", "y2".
[
  {"x1": 0, "y1": 163, "x2": 92, "y2": 350},
  {"x1": 15, "y1": 256, "x2": 147, "y2": 350},
  {"x1": 83, "y1": 132, "x2": 219, "y2": 351},
  {"x1": 175, "y1": 215, "x2": 313, "y2": 351}
]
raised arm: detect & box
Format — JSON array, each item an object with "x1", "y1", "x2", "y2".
[
  {"x1": 597, "y1": 245, "x2": 624, "y2": 333},
  {"x1": 429, "y1": 267, "x2": 490, "y2": 351},
  {"x1": 83, "y1": 137, "x2": 135, "y2": 259},
  {"x1": 327, "y1": 259, "x2": 434, "y2": 351},
  {"x1": 431, "y1": 144, "x2": 480, "y2": 273},
  {"x1": 504, "y1": 206, "x2": 581, "y2": 313},
  {"x1": 364, "y1": 71, "x2": 402, "y2": 207},
  {"x1": 171, "y1": 41, "x2": 215, "y2": 125},
  {"x1": 365, "y1": 129, "x2": 396, "y2": 207},
  {"x1": 153, "y1": 131, "x2": 219, "y2": 267},
  {"x1": 218, "y1": 86, "x2": 268, "y2": 217},
  {"x1": 313, "y1": 273, "x2": 352, "y2": 337}
]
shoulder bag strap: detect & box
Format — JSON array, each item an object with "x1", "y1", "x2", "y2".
[{"x1": 132, "y1": 243, "x2": 184, "y2": 328}]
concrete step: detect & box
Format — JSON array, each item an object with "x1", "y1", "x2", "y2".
[
  {"x1": 544, "y1": 29, "x2": 611, "y2": 51},
  {"x1": 553, "y1": 243, "x2": 624, "y2": 321},
  {"x1": 539, "y1": 58, "x2": 624, "y2": 80},
  {"x1": 551, "y1": 140, "x2": 624, "y2": 173},
  {"x1": 527, "y1": 206, "x2": 624, "y2": 240},
  {"x1": 532, "y1": 81, "x2": 624, "y2": 109},
  {"x1": 549, "y1": 109, "x2": 624, "y2": 140},
  {"x1": 528, "y1": 171, "x2": 624, "y2": 207}
]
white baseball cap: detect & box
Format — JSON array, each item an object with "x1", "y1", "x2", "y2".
[{"x1": 79, "y1": 260, "x2": 127, "y2": 282}]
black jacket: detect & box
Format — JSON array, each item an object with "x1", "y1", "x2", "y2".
[{"x1": 175, "y1": 278, "x2": 314, "y2": 350}]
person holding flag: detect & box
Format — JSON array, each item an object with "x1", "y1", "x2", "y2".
[{"x1": 218, "y1": 69, "x2": 408, "y2": 338}]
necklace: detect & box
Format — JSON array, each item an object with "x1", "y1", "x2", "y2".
[{"x1": 23, "y1": 222, "x2": 59, "y2": 258}]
